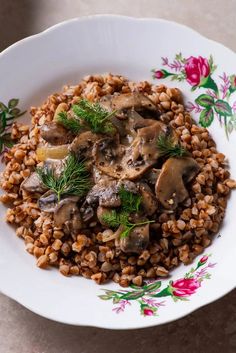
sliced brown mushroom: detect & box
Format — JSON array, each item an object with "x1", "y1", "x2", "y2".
[
  {"x1": 120, "y1": 223, "x2": 150, "y2": 254},
  {"x1": 155, "y1": 157, "x2": 200, "y2": 210},
  {"x1": 38, "y1": 190, "x2": 58, "y2": 212},
  {"x1": 92, "y1": 166, "x2": 114, "y2": 184},
  {"x1": 86, "y1": 180, "x2": 121, "y2": 208},
  {"x1": 70, "y1": 131, "x2": 101, "y2": 169},
  {"x1": 100, "y1": 93, "x2": 158, "y2": 119},
  {"x1": 21, "y1": 172, "x2": 48, "y2": 194},
  {"x1": 94, "y1": 121, "x2": 166, "y2": 180},
  {"x1": 142, "y1": 168, "x2": 162, "y2": 185},
  {"x1": 54, "y1": 198, "x2": 82, "y2": 234},
  {"x1": 41, "y1": 122, "x2": 73, "y2": 145},
  {"x1": 80, "y1": 201, "x2": 94, "y2": 222},
  {"x1": 96, "y1": 206, "x2": 113, "y2": 226},
  {"x1": 38, "y1": 191, "x2": 79, "y2": 213},
  {"x1": 137, "y1": 182, "x2": 158, "y2": 216}
]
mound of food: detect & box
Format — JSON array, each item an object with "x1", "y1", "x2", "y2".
[{"x1": 1, "y1": 74, "x2": 235, "y2": 287}]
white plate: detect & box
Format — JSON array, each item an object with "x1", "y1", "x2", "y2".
[{"x1": 0, "y1": 15, "x2": 235, "y2": 329}]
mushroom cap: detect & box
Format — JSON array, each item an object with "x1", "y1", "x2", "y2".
[
  {"x1": 70, "y1": 131, "x2": 101, "y2": 169},
  {"x1": 41, "y1": 122, "x2": 73, "y2": 145},
  {"x1": 137, "y1": 182, "x2": 158, "y2": 216},
  {"x1": 21, "y1": 172, "x2": 48, "y2": 194},
  {"x1": 100, "y1": 93, "x2": 159, "y2": 119},
  {"x1": 94, "y1": 121, "x2": 166, "y2": 180},
  {"x1": 119, "y1": 223, "x2": 150, "y2": 254},
  {"x1": 38, "y1": 190, "x2": 58, "y2": 212},
  {"x1": 155, "y1": 157, "x2": 200, "y2": 210},
  {"x1": 96, "y1": 206, "x2": 113, "y2": 226},
  {"x1": 86, "y1": 180, "x2": 121, "y2": 208},
  {"x1": 54, "y1": 198, "x2": 82, "y2": 234}
]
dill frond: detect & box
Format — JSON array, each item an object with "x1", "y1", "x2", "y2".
[
  {"x1": 56, "y1": 111, "x2": 81, "y2": 134},
  {"x1": 72, "y1": 99, "x2": 116, "y2": 134},
  {"x1": 157, "y1": 133, "x2": 189, "y2": 158},
  {"x1": 36, "y1": 153, "x2": 90, "y2": 201}
]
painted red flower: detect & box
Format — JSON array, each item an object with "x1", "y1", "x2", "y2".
[
  {"x1": 154, "y1": 70, "x2": 165, "y2": 79},
  {"x1": 184, "y1": 56, "x2": 210, "y2": 87},
  {"x1": 143, "y1": 308, "x2": 155, "y2": 316},
  {"x1": 172, "y1": 278, "x2": 201, "y2": 297},
  {"x1": 199, "y1": 255, "x2": 208, "y2": 265}
]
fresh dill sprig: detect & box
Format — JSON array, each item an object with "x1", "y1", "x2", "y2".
[
  {"x1": 56, "y1": 111, "x2": 81, "y2": 134},
  {"x1": 72, "y1": 99, "x2": 116, "y2": 134},
  {"x1": 157, "y1": 133, "x2": 189, "y2": 158},
  {"x1": 36, "y1": 153, "x2": 90, "y2": 201},
  {"x1": 102, "y1": 210, "x2": 153, "y2": 239},
  {"x1": 118, "y1": 185, "x2": 142, "y2": 213},
  {"x1": 102, "y1": 187, "x2": 153, "y2": 238}
]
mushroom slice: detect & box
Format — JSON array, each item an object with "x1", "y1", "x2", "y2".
[
  {"x1": 96, "y1": 206, "x2": 113, "y2": 226},
  {"x1": 94, "y1": 121, "x2": 166, "y2": 180},
  {"x1": 70, "y1": 131, "x2": 101, "y2": 169},
  {"x1": 41, "y1": 122, "x2": 73, "y2": 145},
  {"x1": 38, "y1": 190, "x2": 58, "y2": 212},
  {"x1": 120, "y1": 223, "x2": 150, "y2": 254},
  {"x1": 155, "y1": 157, "x2": 200, "y2": 210},
  {"x1": 93, "y1": 137, "x2": 125, "y2": 179},
  {"x1": 21, "y1": 172, "x2": 48, "y2": 194},
  {"x1": 86, "y1": 180, "x2": 121, "y2": 208},
  {"x1": 80, "y1": 201, "x2": 94, "y2": 222},
  {"x1": 143, "y1": 168, "x2": 162, "y2": 185},
  {"x1": 137, "y1": 182, "x2": 158, "y2": 216},
  {"x1": 120, "y1": 121, "x2": 166, "y2": 179},
  {"x1": 100, "y1": 93, "x2": 158, "y2": 119},
  {"x1": 54, "y1": 198, "x2": 82, "y2": 235}
]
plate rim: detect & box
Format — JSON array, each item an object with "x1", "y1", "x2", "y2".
[{"x1": 0, "y1": 14, "x2": 235, "y2": 329}]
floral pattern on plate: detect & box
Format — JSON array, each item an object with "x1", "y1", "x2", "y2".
[
  {"x1": 99, "y1": 254, "x2": 216, "y2": 317},
  {"x1": 152, "y1": 54, "x2": 236, "y2": 138}
]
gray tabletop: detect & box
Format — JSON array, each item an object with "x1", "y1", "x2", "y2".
[{"x1": 0, "y1": 1, "x2": 236, "y2": 352}]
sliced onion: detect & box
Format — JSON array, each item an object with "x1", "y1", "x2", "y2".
[{"x1": 36, "y1": 145, "x2": 69, "y2": 161}]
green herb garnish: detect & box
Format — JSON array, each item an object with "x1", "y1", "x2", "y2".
[
  {"x1": 157, "y1": 133, "x2": 189, "y2": 158},
  {"x1": 72, "y1": 99, "x2": 116, "y2": 134},
  {"x1": 102, "y1": 209, "x2": 153, "y2": 239},
  {"x1": 0, "y1": 98, "x2": 26, "y2": 153},
  {"x1": 102, "y1": 187, "x2": 153, "y2": 238},
  {"x1": 118, "y1": 185, "x2": 142, "y2": 213},
  {"x1": 56, "y1": 111, "x2": 82, "y2": 134},
  {"x1": 36, "y1": 153, "x2": 90, "y2": 201}
]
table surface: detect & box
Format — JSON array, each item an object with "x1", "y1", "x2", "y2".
[{"x1": 0, "y1": 1, "x2": 236, "y2": 352}]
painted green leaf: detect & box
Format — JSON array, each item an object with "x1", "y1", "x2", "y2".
[
  {"x1": 9, "y1": 108, "x2": 21, "y2": 117},
  {"x1": 8, "y1": 98, "x2": 19, "y2": 109},
  {"x1": 98, "y1": 295, "x2": 113, "y2": 300},
  {"x1": 143, "y1": 281, "x2": 162, "y2": 292},
  {"x1": 227, "y1": 121, "x2": 234, "y2": 134},
  {"x1": 195, "y1": 94, "x2": 214, "y2": 108},
  {"x1": 0, "y1": 111, "x2": 7, "y2": 133},
  {"x1": 1, "y1": 133, "x2": 14, "y2": 148},
  {"x1": 199, "y1": 108, "x2": 214, "y2": 127},
  {"x1": 121, "y1": 290, "x2": 144, "y2": 300},
  {"x1": 0, "y1": 102, "x2": 7, "y2": 112},
  {"x1": 113, "y1": 297, "x2": 121, "y2": 304},
  {"x1": 214, "y1": 99, "x2": 232, "y2": 116}
]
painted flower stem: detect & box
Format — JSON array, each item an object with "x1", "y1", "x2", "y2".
[{"x1": 99, "y1": 255, "x2": 216, "y2": 316}]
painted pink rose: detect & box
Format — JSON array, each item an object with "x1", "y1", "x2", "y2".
[
  {"x1": 172, "y1": 278, "x2": 201, "y2": 297},
  {"x1": 184, "y1": 56, "x2": 210, "y2": 86},
  {"x1": 143, "y1": 308, "x2": 155, "y2": 316}
]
